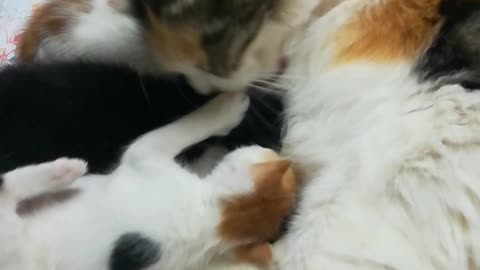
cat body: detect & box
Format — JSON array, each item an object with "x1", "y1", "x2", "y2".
[
  {"x1": 0, "y1": 93, "x2": 297, "y2": 270},
  {"x1": 218, "y1": 0, "x2": 480, "y2": 269},
  {"x1": 0, "y1": 62, "x2": 283, "y2": 174},
  {"x1": 275, "y1": 0, "x2": 480, "y2": 269},
  {"x1": 16, "y1": 0, "x2": 316, "y2": 93}
]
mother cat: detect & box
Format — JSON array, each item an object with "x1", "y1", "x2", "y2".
[{"x1": 221, "y1": 0, "x2": 480, "y2": 269}]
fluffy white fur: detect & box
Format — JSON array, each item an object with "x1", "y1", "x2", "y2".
[
  {"x1": 37, "y1": 0, "x2": 160, "y2": 74},
  {"x1": 0, "y1": 93, "x2": 287, "y2": 270},
  {"x1": 215, "y1": 0, "x2": 480, "y2": 269}
]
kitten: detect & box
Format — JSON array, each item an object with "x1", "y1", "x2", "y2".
[
  {"x1": 15, "y1": 0, "x2": 312, "y2": 93},
  {"x1": 215, "y1": 0, "x2": 480, "y2": 270},
  {"x1": 275, "y1": 0, "x2": 480, "y2": 270},
  {"x1": 0, "y1": 92, "x2": 297, "y2": 270},
  {"x1": 0, "y1": 62, "x2": 283, "y2": 174}
]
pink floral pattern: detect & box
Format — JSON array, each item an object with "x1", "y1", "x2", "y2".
[{"x1": 0, "y1": 0, "x2": 45, "y2": 64}]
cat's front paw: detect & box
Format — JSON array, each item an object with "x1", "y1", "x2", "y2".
[
  {"x1": 210, "y1": 93, "x2": 250, "y2": 136},
  {"x1": 50, "y1": 158, "x2": 88, "y2": 185},
  {"x1": 188, "y1": 75, "x2": 216, "y2": 95}
]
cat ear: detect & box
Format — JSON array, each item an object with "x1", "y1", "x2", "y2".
[
  {"x1": 252, "y1": 159, "x2": 291, "y2": 181},
  {"x1": 218, "y1": 159, "x2": 296, "y2": 244},
  {"x1": 251, "y1": 159, "x2": 296, "y2": 193},
  {"x1": 232, "y1": 242, "x2": 272, "y2": 266}
]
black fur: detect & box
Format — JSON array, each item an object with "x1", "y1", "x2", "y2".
[
  {"x1": 109, "y1": 233, "x2": 160, "y2": 270},
  {"x1": 416, "y1": 0, "x2": 480, "y2": 90},
  {"x1": 0, "y1": 63, "x2": 283, "y2": 174},
  {"x1": 0, "y1": 175, "x2": 3, "y2": 191}
]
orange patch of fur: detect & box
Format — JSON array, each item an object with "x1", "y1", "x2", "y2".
[
  {"x1": 333, "y1": 0, "x2": 443, "y2": 65},
  {"x1": 219, "y1": 153, "x2": 297, "y2": 245},
  {"x1": 146, "y1": 8, "x2": 207, "y2": 68},
  {"x1": 16, "y1": 0, "x2": 91, "y2": 63}
]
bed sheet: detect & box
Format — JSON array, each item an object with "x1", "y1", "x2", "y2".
[{"x1": 0, "y1": 0, "x2": 44, "y2": 64}]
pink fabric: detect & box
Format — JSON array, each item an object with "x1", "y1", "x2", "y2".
[{"x1": 0, "y1": 0, "x2": 44, "y2": 64}]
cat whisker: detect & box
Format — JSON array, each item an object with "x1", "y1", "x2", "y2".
[
  {"x1": 252, "y1": 79, "x2": 286, "y2": 89},
  {"x1": 248, "y1": 84, "x2": 284, "y2": 96},
  {"x1": 174, "y1": 80, "x2": 196, "y2": 106},
  {"x1": 249, "y1": 92, "x2": 282, "y2": 115},
  {"x1": 249, "y1": 104, "x2": 277, "y2": 130}
]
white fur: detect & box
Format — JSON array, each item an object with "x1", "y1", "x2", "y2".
[
  {"x1": 213, "y1": 0, "x2": 480, "y2": 269},
  {"x1": 0, "y1": 93, "x2": 280, "y2": 270},
  {"x1": 38, "y1": 0, "x2": 161, "y2": 74}
]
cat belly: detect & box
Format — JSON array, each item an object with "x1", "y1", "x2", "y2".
[
  {"x1": 276, "y1": 84, "x2": 480, "y2": 269},
  {"x1": 24, "y1": 177, "x2": 118, "y2": 270}
]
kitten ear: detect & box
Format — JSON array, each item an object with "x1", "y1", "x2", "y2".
[
  {"x1": 252, "y1": 159, "x2": 296, "y2": 193},
  {"x1": 232, "y1": 242, "x2": 272, "y2": 266},
  {"x1": 252, "y1": 159, "x2": 291, "y2": 181},
  {"x1": 219, "y1": 159, "x2": 297, "y2": 244}
]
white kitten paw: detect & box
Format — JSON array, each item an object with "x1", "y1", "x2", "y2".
[
  {"x1": 211, "y1": 93, "x2": 250, "y2": 136},
  {"x1": 50, "y1": 158, "x2": 88, "y2": 185},
  {"x1": 188, "y1": 76, "x2": 216, "y2": 95}
]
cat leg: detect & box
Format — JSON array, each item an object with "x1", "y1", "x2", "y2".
[
  {"x1": 1, "y1": 158, "x2": 87, "y2": 202},
  {"x1": 124, "y1": 93, "x2": 250, "y2": 160}
]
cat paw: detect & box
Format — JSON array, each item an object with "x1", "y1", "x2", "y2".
[
  {"x1": 210, "y1": 93, "x2": 250, "y2": 136},
  {"x1": 188, "y1": 76, "x2": 216, "y2": 95},
  {"x1": 50, "y1": 158, "x2": 88, "y2": 185}
]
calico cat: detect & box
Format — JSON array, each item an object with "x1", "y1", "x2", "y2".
[
  {"x1": 16, "y1": 0, "x2": 312, "y2": 93},
  {"x1": 0, "y1": 92, "x2": 297, "y2": 270},
  {"x1": 0, "y1": 62, "x2": 283, "y2": 175},
  {"x1": 216, "y1": 0, "x2": 480, "y2": 270}
]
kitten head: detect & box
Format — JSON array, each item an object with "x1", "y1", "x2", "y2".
[{"x1": 208, "y1": 146, "x2": 297, "y2": 266}]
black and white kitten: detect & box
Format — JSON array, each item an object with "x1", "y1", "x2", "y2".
[
  {"x1": 0, "y1": 62, "x2": 283, "y2": 174},
  {"x1": 0, "y1": 92, "x2": 296, "y2": 270}
]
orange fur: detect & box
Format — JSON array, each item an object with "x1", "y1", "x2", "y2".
[
  {"x1": 16, "y1": 0, "x2": 91, "y2": 63},
  {"x1": 219, "y1": 157, "x2": 296, "y2": 245},
  {"x1": 232, "y1": 243, "x2": 273, "y2": 266},
  {"x1": 146, "y1": 8, "x2": 207, "y2": 69},
  {"x1": 332, "y1": 0, "x2": 443, "y2": 65}
]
